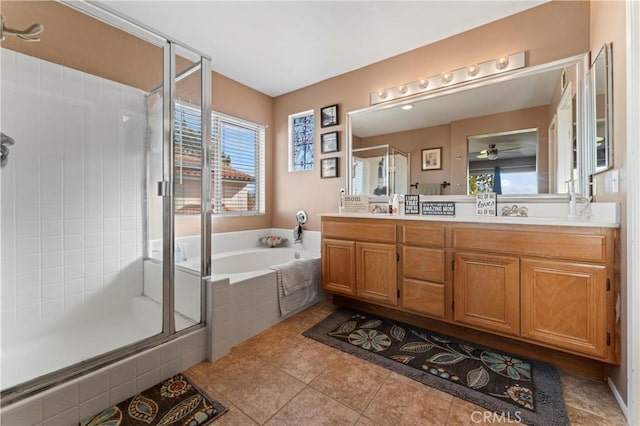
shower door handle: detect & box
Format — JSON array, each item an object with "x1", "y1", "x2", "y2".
[{"x1": 157, "y1": 181, "x2": 169, "y2": 197}]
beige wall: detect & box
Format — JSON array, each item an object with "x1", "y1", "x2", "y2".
[
  {"x1": 360, "y1": 106, "x2": 550, "y2": 195},
  {"x1": 273, "y1": 1, "x2": 590, "y2": 231},
  {"x1": 2, "y1": 1, "x2": 274, "y2": 237},
  {"x1": 590, "y1": 0, "x2": 628, "y2": 403}
]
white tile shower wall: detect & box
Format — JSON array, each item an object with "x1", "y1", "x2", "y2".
[
  {"x1": 0, "y1": 328, "x2": 207, "y2": 426},
  {"x1": 0, "y1": 49, "x2": 147, "y2": 328}
]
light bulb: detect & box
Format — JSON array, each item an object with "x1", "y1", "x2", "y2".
[
  {"x1": 496, "y1": 56, "x2": 509, "y2": 70},
  {"x1": 376, "y1": 89, "x2": 388, "y2": 99},
  {"x1": 418, "y1": 79, "x2": 429, "y2": 89},
  {"x1": 441, "y1": 71, "x2": 454, "y2": 83},
  {"x1": 397, "y1": 84, "x2": 407, "y2": 94},
  {"x1": 467, "y1": 63, "x2": 479, "y2": 76}
]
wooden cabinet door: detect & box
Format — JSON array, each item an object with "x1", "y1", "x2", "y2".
[
  {"x1": 356, "y1": 242, "x2": 397, "y2": 306},
  {"x1": 322, "y1": 239, "x2": 356, "y2": 296},
  {"x1": 454, "y1": 252, "x2": 520, "y2": 336},
  {"x1": 521, "y1": 258, "x2": 607, "y2": 358}
]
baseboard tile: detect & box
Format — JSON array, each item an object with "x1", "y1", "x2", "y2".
[{"x1": 608, "y1": 377, "x2": 629, "y2": 422}]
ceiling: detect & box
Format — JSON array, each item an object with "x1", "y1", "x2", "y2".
[{"x1": 98, "y1": 1, "x2": 547, "y2": 97}]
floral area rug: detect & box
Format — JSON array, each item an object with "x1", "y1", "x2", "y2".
[
  {"x1": 303, "y1": 309, "x2": 569, "y2": 426},
  {"x1": 79, "y1": 374, "x2": 227, "y2": 426}
]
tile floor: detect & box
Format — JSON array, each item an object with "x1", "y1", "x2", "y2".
[{"x1": 185, "y1": 299, "x2": 627, "y2": 425}]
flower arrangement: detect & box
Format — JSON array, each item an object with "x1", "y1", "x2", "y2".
[{"x1": 259, "y1": 235, "x2": 287, "y2": 248}]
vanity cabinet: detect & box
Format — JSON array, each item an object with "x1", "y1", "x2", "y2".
[
  {"x1": 321, "y1": 219, "x2": 397, "y2": 306},
  {"x1": 321, "y1": 216, "x2": 619, "y2": 365}
]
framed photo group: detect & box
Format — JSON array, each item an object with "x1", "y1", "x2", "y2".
[{"x1": 320, "y1": 104, "x2": 340, "y2": 178}]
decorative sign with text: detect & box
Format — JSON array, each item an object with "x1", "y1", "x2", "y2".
[
  {"x1": 343, "y1": 195, "x2": 370, "y2": 213},
  {"x1": 476, "y1": 192, "x2": 497, "y2": 216},
  {"x1": 404, "y1": 195, "x2": 420, "y2": 215},
  {"x1": 421, "y1": 202, "x2": 455, "y2": 216}
]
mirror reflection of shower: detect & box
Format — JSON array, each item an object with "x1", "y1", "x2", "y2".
[
  {"x1": 0, "y1": 14, "x2": 44, "y2": 42},
  {"x1": 1, "y1": 132, "x2": 15, "y2": 168}
]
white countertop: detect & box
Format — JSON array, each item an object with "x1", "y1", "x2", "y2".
[{"x1": 319, "y1": 212, "x2": 620, "y2": 228}]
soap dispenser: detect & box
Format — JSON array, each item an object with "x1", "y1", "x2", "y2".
[{"x1": 567, "y1": 180, "x2": 579, "y2": 219}]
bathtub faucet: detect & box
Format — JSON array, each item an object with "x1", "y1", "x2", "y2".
[
  {"x1": 293, "y1": 209, "x2": 308, "y2": 244},
  {"x1": 293, "y1": 225, "x2": 303, "y2": 244}
]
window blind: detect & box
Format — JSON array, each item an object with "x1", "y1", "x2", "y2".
[
  {"x1": 174, "y1": 101, "x2": 265, "y2": 216},
  {"x1": 174, "y1": 102, "x2": 203, "y2": 215}
]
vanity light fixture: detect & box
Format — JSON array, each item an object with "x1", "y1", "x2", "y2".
[
  {"x1": 400, "y1": 104, "x2": 414, "y2": 111},
  {"x1": 369, "y1": 51, "x2": 525, "y2": 105}
]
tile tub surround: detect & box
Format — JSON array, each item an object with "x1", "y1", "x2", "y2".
[
  {"x1": 185, "y1": 300, "x2": 628, "y2": 426},
  {"x1": 148, "y1": 228, "x2": 321, "y2": 262},
  {"x1": 0, "y1": 328, "x2": 207, "y2": 426}
]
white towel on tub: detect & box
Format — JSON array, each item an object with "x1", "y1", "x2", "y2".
[
  {"x1": 272, "y1": 257, "x2": 321, "y2": 317},
  {"x1": 271, "y1": 258, "x2": 317, "y2": 295}
]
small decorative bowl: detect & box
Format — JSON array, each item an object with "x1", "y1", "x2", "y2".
[{"x1": 260, "y1": 236, "x2": 287, "y2": 248}]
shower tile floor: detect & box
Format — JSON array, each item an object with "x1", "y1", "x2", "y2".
[{"x1": 185, "y1": 299, "x2": 627, "y2": 425}]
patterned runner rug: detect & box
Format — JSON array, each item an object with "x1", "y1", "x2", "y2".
[
  {"x1": 303, "y1": 309, "x2": 569, "y2": 426},
  {"x1": 79, "y1": 373, "x2": 227, "y2": 426}
]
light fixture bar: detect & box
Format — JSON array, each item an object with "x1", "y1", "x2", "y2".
[{"x1": 370, "y1": 52, "x2": 526, "y2": 105}]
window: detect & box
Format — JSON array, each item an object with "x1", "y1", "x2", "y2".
[
  {"x1": 288, "y1": 110, "x2": 314, "y2": 171},
  {"x1": 174, "y1": 101, "x2": 265, "y2": 216}
]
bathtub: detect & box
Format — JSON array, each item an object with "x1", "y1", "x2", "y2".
[
  {"x1": 145, "y1": 228, "x2": 324, "y2": 361},
  {"x1": 205, "y1": 246, "x2": 324, "y2": 361}
]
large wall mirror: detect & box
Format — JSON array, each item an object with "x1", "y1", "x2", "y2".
[
  {"x1": 346, "y1": 54, "x2": 590, "y2": 198},
  {"x1": 590, "y1": 43, "x2": 613, "y2": 175}
]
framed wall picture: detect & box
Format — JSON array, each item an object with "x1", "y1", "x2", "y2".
[
  {"x1": 320, "y1": 157, "x2": 339, "y2": 178},
  {"x1": 320, "y1": 131, "x2": 339, "y2": 153},
  {"x1": 320, "y1": 104, "x2": 339, "y2": 127},
  {"x1": 421, "y1": 147, "x2": 442, "y2": 171}
]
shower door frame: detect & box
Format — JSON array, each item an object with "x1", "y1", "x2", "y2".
[{"x1": 0, "y1": 2, "x2": 212, "y2": 407}]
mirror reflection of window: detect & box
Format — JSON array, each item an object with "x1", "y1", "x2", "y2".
[
  {"x1": 467, "y1": 129, "x2": 538, "y2": 195},
  {"x1": 592, "y1": 43, "x2": 612, "y2": 174}
]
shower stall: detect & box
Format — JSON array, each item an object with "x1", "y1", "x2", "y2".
[
  {"x1": 0, "y1": 1, "x2": 211, "y2": 407},
  {"x1": 351, "y1": 144, "x2": 410, "y2": 196}
]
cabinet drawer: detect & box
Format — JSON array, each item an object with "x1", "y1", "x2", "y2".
[
  {"x1": 452, "y1": 228, "x2": 606, "y2": 263},
  {"x1": 402, "y1": 279, "x2": 445, "y2": 319},
  {"x1": 403, "y1": 246, "x2": 445, "y2": 283},
  {"x1": 322, "y1": 220, "x2": 395, "y2": 243},
  {"x1": 401, "y1": 225, "x2": 445, "y2": 247}
]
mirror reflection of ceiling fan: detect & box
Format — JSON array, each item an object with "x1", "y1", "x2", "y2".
[{"x1": 475, "y1": 144, "x2": 522, "y2": 160}]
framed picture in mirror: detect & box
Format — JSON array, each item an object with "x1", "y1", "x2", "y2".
[
  {"x1": 321, "y1": 131, "x2": 339, "y2": 153},
  {"x1": 421, "y1": 147, "x2": 442, "y2": 171},
  {"x1": 320, "y1": 157, "x2": 339, "y2": 178},
  {"x1": 321, "y1": 104, "x2": 339, "y2": 127}
]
